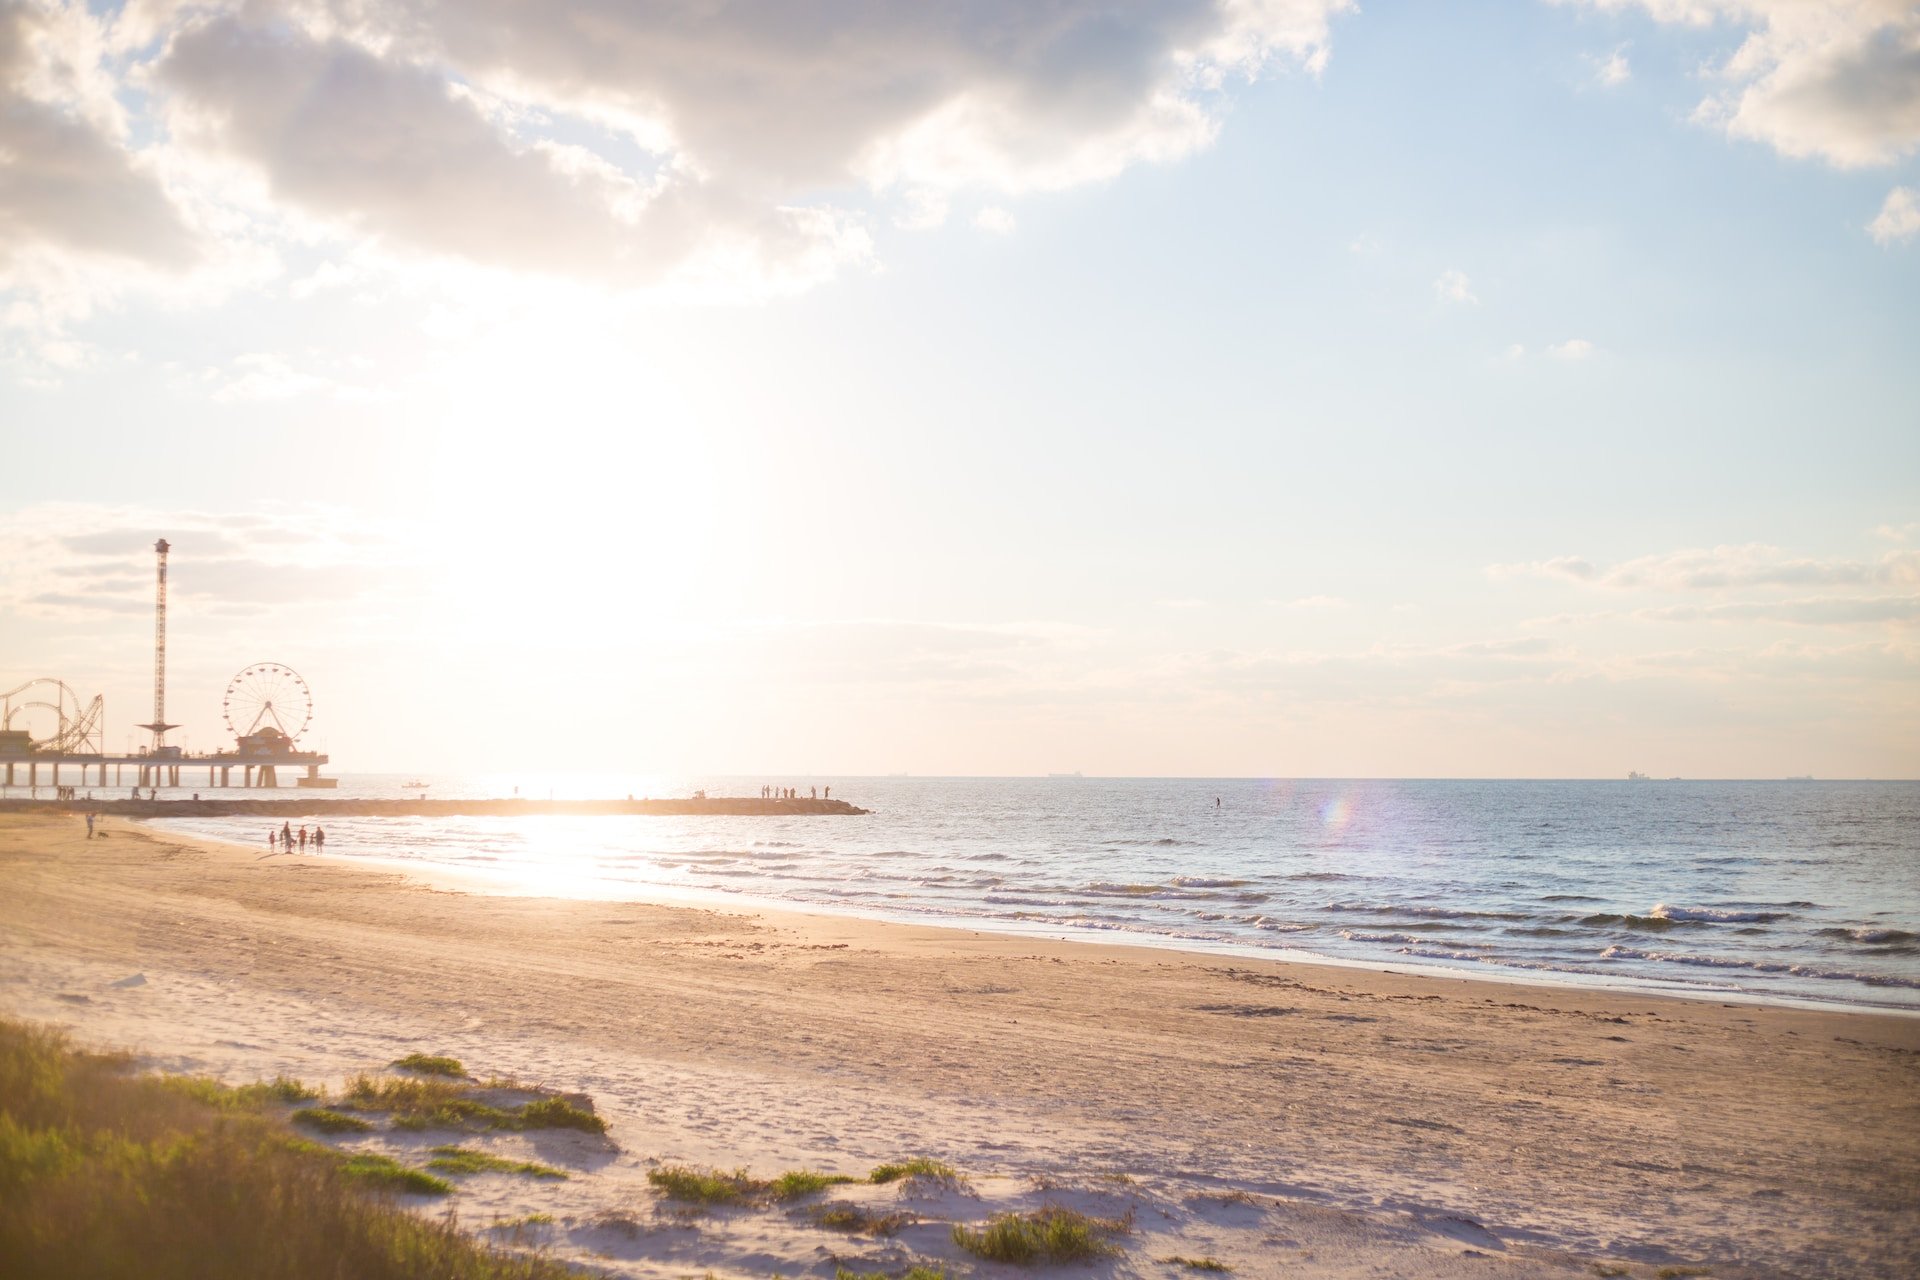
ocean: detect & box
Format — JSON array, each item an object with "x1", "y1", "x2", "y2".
[{"x1": 148, "y1": 775, "x2": 1920, "y2": 1013}]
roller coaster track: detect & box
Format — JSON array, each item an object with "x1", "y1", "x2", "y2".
[{"x1": 1, "y1": 679, "x2": 105, "y2": 755}]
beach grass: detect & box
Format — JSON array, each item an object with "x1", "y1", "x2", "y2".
[
  {"x1": 869, "y1": 1156, "x2": 959, "y2": 1185},
  {"x1": 427, "y1": 1144, "x2": 568, "y2": 1179},
  {"x1": 951, "y1": 1207, "x2": 1128, "y2": 1263},
  {"x1": 0, "y1": 1016, "x2": 583, "y2": 1279},
  {"x1": 1160, "y1": 1256, "x2": 1233, "y2": 1272},
  {"x1": 345, "y1": 1072, "x2": 484, "y2": 1112},
  {"x1": 391, "y1": 1053, "x2": 467, "y2": 1078},
  {"x1": 340, "y1": 1152, "x2": 454, "y2": 1196},
  {"x1": 772, "y1": 1168, "x2": 858, "y2": 1199},
  {"x1": 158, "y1": 1072, "x2": 320, "y2": 1109},
  {"x1": 292, "y1": 1106, "x2": 375, "y2": 1133},
  {"x1": 808, "y1": 1200, "x2": 915, "y2": 1235},
  {"x1": 343, "y1": 1072, "x2": 606, "y2": 1134},
  {"x1": 647, "y1": 1164, "x2": 769, "y2": 1205},
  {"x1": 835, "y1": 1268, "x2": 948, "y2": 1280},
  {"x1": 516, "y1": 1095, "x2": 605, "y2": 1133}
]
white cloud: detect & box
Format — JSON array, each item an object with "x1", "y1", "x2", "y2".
[
  {"x1": 206, "y1": 353, "x2": 358, "y2": 404},
  {"x1": 1488, "y1": 555, "x2": 1597, "y2": 583},
  {"x1": 1434, "y1": 268, "x2": 1478, "y2": 304},
  {"x1": 973, "y1": 205, "x2": 1017, "y2": 234},
  {"x1": 1636, "y1": 595, "x2": 1920, "y2": 626},
  {"x1": 893, "y1": 187, "x2": 950, "y2": 231},
  {"x1": 1558, "y1": 1, "x2": 1920, "y2": 168},
  {"x1": 1869, "y1": 185, "x2": 1920, "y2": 243},
  {"x1": 1548, "y1": 337, "x2": 1596, "y2": 358},
  {"x1": 0, "y1": 0, "x2": 1357, "y2": 320},
  {"x1": 153, "y1": 18, "x2": 650, "y2": 278},
  {"x1": 1490, "y1": 543, "x2": 1920, "y2": 592},
  {"x1": 0, "y1": 0, "x2": 219, "y2": 376},
  {"x1": 1593, "y1": 46, "x2": 1632, "y2": 86},
  {"x1": 0, "y1": 502, "x2": 418, "y2": 622},
  {"x1": 0, "y1": 2, "x2": 197, "y2": 272}
]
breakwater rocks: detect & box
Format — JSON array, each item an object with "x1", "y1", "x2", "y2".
[{"x1": 0, "y1": 797, "x2": 869, "y2": 818}]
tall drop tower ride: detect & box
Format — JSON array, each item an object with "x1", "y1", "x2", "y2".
[{"x1": 136, "y1": 537, "x2": 178, "y2": 751}]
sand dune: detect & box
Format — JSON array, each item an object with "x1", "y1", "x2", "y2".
[{"x1": 2, "y1": 812, "x2": 1915, "y2": 1278}]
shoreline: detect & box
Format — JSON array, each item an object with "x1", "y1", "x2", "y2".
[
  {"x1": 5, "y1": 811, "x2": 1917, "y2": 1278},
  {"x1": 0, "y1": 795, "x2": 870, "y2": 817},
  {"x1": 142, "y1": 815, "x2": 1920, "y2": 1021}
]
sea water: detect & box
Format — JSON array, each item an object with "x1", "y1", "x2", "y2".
[{"x1": 148, "y1": 776, "x2": 1920, "y2": 1012}]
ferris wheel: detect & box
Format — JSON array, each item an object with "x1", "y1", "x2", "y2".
[{"x1": 223, "y1": 663, "x2": 313, "y2": 742}]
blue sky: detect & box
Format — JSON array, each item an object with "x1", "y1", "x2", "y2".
[{"x1": 2, "y1": 0, "x2": 1915, "y2": 777}]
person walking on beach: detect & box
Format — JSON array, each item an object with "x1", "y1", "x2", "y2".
[
  {"x1": 85, "y1": 812, "x2": 95, "y2": 839},
  {"x1": 281, "y1": 820, "x2": 293, "y2": 848},
  {"x1": 313, "y1": 826, "x2": 325, "y2": 853},
  {"x1": 298, "y1": 826, "x2": 308, "y2": 852},
  {"x1": 268, "y1": 829, "x2": 276, "y2": 851}
]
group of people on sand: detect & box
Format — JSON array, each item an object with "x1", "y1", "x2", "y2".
[
  {"x1": 268, "y1": 821, "x2": 324, "y2": 854},
  {"x1": 759, "y1": 785, "x2": 828, "y2": 800}
]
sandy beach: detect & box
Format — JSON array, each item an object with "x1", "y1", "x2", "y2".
[{"x1": 2, "y1": 811, "x2": 1915, "y2": 1279}]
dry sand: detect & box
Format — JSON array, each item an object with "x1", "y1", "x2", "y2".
[{"x1": 2, "y1": 811, "x2": 1915, "y2": 1279}]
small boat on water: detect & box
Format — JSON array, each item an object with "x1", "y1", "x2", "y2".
[{"x1": 401, "y1": 779, "x2": 429, "y2": 789}]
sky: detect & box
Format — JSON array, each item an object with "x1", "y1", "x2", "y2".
[{"x1": 1, "y1": 0, "x2": 1916, "y2": 779}]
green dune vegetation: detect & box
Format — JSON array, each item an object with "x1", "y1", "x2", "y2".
[
  {"x1": 645, "y1": 1158, "x2": 961, "y2": 1211},
  {"x1": 0, "y1": 1018, "x2": 583, "y2": 1279},
  {"x1": 336, "y1": 1072, "x2": 606, "y2": 1134},
  {"x1": 951, "y1": 1206, "x2": 1130, "y2": 1264}
]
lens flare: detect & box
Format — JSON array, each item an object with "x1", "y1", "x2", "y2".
[{"x1": 1320, "y1": 794, "x2": 1352, "y2": 831}]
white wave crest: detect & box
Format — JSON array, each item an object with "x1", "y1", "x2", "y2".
[{"x1": 1649, "y1": 903, "x2": 1785, "y2": 924}]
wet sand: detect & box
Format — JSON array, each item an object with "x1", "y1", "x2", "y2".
[{"x1": 1, "y1": 812, "x2": 1915, "y2": 1278}]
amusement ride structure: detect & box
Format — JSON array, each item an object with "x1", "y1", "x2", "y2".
[
  {"x1": 0, "y1": 539, "x2": 334, "y2": 793},
  {"x1": 1, "y1": 679, "x2": 105, "y2": 756}
]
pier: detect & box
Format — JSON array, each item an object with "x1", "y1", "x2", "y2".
[
  {"x1": 5, "y1": 539, "x2": 343, "y2": 796},
  {"x1": 0, "y1": 744, "x2": 332, "y2": 792},
  {"x1": 0, "y1": 796, "x2": 868, "y2": 817}
]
